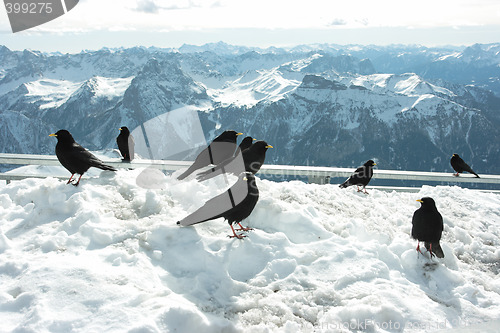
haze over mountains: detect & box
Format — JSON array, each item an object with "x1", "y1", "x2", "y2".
[{"x1": 1, "y1": 42, "x2": 499, "y2": 174}]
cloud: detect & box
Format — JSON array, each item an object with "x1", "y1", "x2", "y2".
[
  {"x1": 355, "y1": 18, "x2": 369, "y2": 26},
  {"x1": 329, "y1": 18, "x2": 347, "y2": 26},
  {"x1": 136, "y1": 0, "x2": 160, "y2": 13},
  {"x1": 134, "y1": 0, "x2": 223, "y2": 13}
]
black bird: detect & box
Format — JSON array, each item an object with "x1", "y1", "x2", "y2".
[
  {"x1": 49, "y1": 129, "x2": 117, "y2": 186},
  {"x1": 116, "y1": 126, "x2": 135, "y2": 162},
  {"x1": 177, "y1": 130, "x2": 242, "y2": 180},
  {"x1": 411, "y1": 197, "x2": 444, "y2": 258},
  {"x1": 196, "y1": 140, "x2": 273, "y2": 182},
  {"x1": 177, "y1": 172, "x2": 259, "y2": 239},
  {"x1": 339, "y1": 160, "x2": 376, "y2": 194},
  {"x1": 451, "y1": 154, "x2": 479, "y2": 178},
  {"x1": 235, "y1": 136, "x2": 256, "y2": 155}
]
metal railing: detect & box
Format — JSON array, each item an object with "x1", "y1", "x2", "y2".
[{"x1": 1, "y1": 153, "x2": 499, "y2": 192}]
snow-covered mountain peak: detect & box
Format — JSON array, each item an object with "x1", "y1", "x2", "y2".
[
  {"x1": 279, "y1": 53, "x2": 324, "y2": 72},
  {"x1": 348, "y1": 73, "x2": 455, "y2": 98},
  {"x1": 24, "y1": 79, "x2": 81, "y2": 109},
  {"x1": 67, "y1": 76, "x2": 134, "y2": 105},
  {"x1": 1, "y1": 43, "x2": 499, "y2": 174},
  {"x1": 210, "y1": 69, "x2": 302, "y2": 107}
]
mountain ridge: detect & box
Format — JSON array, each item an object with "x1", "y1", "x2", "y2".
[{"x1": 1, "y1": 43, "x2": 499, "y2": 176}]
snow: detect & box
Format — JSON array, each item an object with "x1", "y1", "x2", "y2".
[
  {"x1": 24, "y1": 77, "x2": 133, "y2": 109},
  {"x1": 91, "y1": 76, "x2": 134, "y2": 99},
  {"x1": 209, "y1": 69, "x2": 302, "y2": 107},
  {"x1": 25, "y1": 79, "x2": 82, "y2": 109},
  {"x1": 1, "y1": 167, "x2": 499, "y2": 332}
]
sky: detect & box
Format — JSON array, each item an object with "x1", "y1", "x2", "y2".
[{"x1": 1, "y1": 0, "x2": 500, "y2": 52}]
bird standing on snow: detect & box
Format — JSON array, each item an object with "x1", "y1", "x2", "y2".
[
  {"x1": 339, "y1": 160, "x2": 376, "y2": 194},
  {"x1": 177, "y1": 172, "x2": 259, "y2": 239},
  {"x1": 196, "y1": 140, "x2": 273, "y2": 181},
  {"x1": 450, "y1": 154, "x2": 479, "y2": 178},
  {"x1": 116, "y1": 126, "x2": 135, "y2": 162},
  {"x1": 177, "y1": 130, "x2": 242, "y2": 180},
  {"x1": 411, "y1": 197, "x2": 444, "y2": 258},
  {"x1": 49, "y1": 129, "x2": 117, "y2": 186}
]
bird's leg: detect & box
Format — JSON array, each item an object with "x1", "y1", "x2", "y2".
[
  {"x1": 73, "y1": 174, "x2": 83, "y2": 186},
  {"x1": 453, "y1": 172, "x2": 459, "y2": 177},
  {"x1": 235, "y1": 222, "x2": 254, "y2": 232},
  {"x1": 66, "y1": 173, "x2": 75, "y2": 184},
  {"x1": 427, "y1": 243, "x2": 435, "y2": 259},
  {"x1": 363, "y1": 186, "x2": 369, "y2": 194},
  {"x1": 228, "y1": 224, "x2": 246, "y2": 239},
  {"x1": 416, "y1": 242, "x2": 424, "y2": 256},
  {"x1": 356, "y1": 186, "x2": 361, "y2": 192}
]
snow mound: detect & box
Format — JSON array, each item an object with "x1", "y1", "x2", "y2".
[{"x1": 0, "y1": 169, "x2": 499, "y2": 332}]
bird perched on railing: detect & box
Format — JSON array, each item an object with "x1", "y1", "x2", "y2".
[
  {"x1": 339, "y1": 160, "x2": 376, "y2": 194},
  {"x1": 235, "y1": 136, "x2": 256, "y2": 155},
  {"x1": 177, "y1": 172, "x2": 259, "y2": 239},
  {"x1": 49, "y1": 129, "x2": 116, "y2": 186},
  {"x1": 177, "y1": 130, "x2": 242, "y2": 180},
  {"x1": 451, "y1": 154, "x2": 479, "y2": 178},
  {"x1": 116, "y1": 126, "x2": 134, "y2": 162},
  {"x1": 196, "y1": 140, "x2": 272, "y2": 182},
  {"x1": 411, "y1": 197, "x2": 444, "y2": 258}
]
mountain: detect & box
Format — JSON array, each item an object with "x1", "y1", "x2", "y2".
[{"x1": 1, "y1": 43, "x2": 499, "y2": 177}]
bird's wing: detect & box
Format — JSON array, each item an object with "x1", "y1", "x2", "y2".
[
  {"x1": 209, "y1": 141, "x2": 238, "y2": 164},
  {"x1": 197, "y1": 153, "x2": 246, "y2": 181},
  {"x1": 178, "y1": 177, "x2": 250, "y2": 226},
  {"x1": 347, "y1": 166, "x2": 365, "y2": 181},
  {"x1": 463, "y1": 162, "x2": 477, "y2": 175},
  {"x1": 128, "y1": 134, "x2": 135, "y2": 160},
  {"x1": 411, "y1": 209, "x2": 423, "y2": 239},
  {"x1": 197, "y1": 155, "x2": 236, "y2": 176},
  {"x1": 178, "y1": 142, "x2": 237, "y2": 180},
  {"x1": 438, "y1": 211, "x2": 444, "y2": 232},
  {"x1": 70, "y1": 143, "x2": 110, "y2": 169}
]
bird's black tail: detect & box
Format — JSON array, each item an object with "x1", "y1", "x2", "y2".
[
  {"x1": 95, "y1": 163, "x2": 117, "y2": 172},
  {"x1": 339, "y1": 181, "x2": 348, "y2": 189},
  {"x1": 425, "y1": 241, "x2": 444, "y2": 258}
]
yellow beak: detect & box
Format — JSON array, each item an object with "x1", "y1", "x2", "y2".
[
  {"x1": 266, "y1": 145, "x2": 273, "y2": 149},
  {"x1": 49, "y1": 133, "x2": 57, "y2": 137},
  {"x1": 416, "y1": 199, "x2": 423, "y2": 203},
  {"x1": 237, "y1": 132, "x2": 243, "y2": 136}
]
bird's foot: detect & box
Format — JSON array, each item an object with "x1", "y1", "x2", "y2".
[
  {"x1": 427, "y1": 244, "x2": 435, "y2": 259},
  {"x1": 71, "y1": 175, "x2": 83, "y2": 186},
  {"x1": 229, "y1": 225, "x2": 247, "y2": 239},
  {"x1": 416, "y1": 243, "x2": 424, "y2": 256},
  {"x1": 228, "y1": 233, "x2": 246, "y2": 239},
  {"x1": 357, "y1": 187, "x2": 369, "y2": 194},
  {"x1": 66, "y1": 174, "x2": 75, "y2": 184},
  {"x1": 453, "y1": 173, "x2": 459, "y2": 177},
  {"x1": 235, "y1": 223, "x2": 253, "y2": 232}
]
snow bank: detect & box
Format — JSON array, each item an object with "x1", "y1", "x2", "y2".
[{"x1": 0, "y1": 169, "x2": 499, "y2": 332}]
